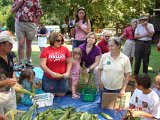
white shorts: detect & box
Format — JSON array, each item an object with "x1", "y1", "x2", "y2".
[
  {"x1": 123, "y1": 39, "x2": 135, "y2": 58},
  {"x1": 0, "y1": 88, "x2": 16, "y2": 115},
  {"x1": 38, "y1": 37, "x2": 47, "y2": 47}
]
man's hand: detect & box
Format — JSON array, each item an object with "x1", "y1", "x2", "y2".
[
  {"x1": 6, "y1": 78, "x2": 17, "y2": 86},
  {"x1": 11, "y1": 0, "x2": 24, "y2": 14}
]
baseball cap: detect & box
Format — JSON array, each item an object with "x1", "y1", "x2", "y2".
[
  {"x1": 0, "y1": 34, "x2": 15, "y2": 44},
  {"x1": 139, "y1": 15, "x2": 148, "y2": 20}
]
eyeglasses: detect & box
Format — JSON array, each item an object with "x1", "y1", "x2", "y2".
[{"x1": 55, "y1": 40, "x2": 62, "y2": 42}]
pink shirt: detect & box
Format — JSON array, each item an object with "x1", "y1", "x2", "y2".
[
  {"x1": 122, "y1": 26, "x2": 135, "y2": 40},
  {"x1": 13, "y1": 0, "x2": 43, "y2": 23},
  {"x1": 75, "y1": 20, "x2": 88, "y2": 41}
]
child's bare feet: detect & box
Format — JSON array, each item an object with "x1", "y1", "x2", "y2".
[
  {"x1": 72, "y1": 94, "x2": 80, "y2": 99},
  {"x1": 76, "y1": 92, "x2": 81, "y2": 95}
]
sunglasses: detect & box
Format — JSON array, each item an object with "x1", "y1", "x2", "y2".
[{"x1": 55, "y1": 39, "x2": 62, "y2": 42}]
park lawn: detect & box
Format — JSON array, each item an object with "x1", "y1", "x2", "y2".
[{"x1": 147, "y1": 45, "x2": 160, "y2": 80}]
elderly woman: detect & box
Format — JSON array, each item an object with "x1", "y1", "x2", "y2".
[
  {"x1": 79, "y1": 32, "x2": 101, "y2": 89},
  {"x1": 40, "y1": 32, "x2": 72, "y2": 97},
  {"x1": 98, "y1": 37, "x2": 131, "y2": 96}
]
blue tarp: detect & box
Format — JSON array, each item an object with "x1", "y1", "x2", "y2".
[
  {"x1": 17, "y1": 67, "x2": 126, "y2": 119},
  {"x1": 17, "y1": 93, "x2": 126, "y2": 120}
]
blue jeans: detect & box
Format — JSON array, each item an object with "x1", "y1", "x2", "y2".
[
  {"x1": 72, "y1": 40, "x2": 86, "y2": 49},
  {"x1": 42, "y1": 75, "x2": 69, "y2": 93}
]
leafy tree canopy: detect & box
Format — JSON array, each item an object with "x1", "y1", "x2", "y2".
[{"x1": 0, "y1": 0, "x2": 158, "y2": 32}]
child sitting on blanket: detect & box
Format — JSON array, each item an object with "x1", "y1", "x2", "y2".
[
  {"x1": 152, "y1": 70, "x2": 160, "y2": 97},
  {"x1": 129, "y1": 74, "x2": 160, "y2": 119},
  {"x1": 70, "y1": 48, "x2": 82, "y2": 99},
  {"x1": 19, "y1": 69, "x2": 44, "y2": 105}
]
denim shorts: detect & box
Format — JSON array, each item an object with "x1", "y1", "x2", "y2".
[{"x1": 42, "y1": 75, "x2": 69, "y2": 93}]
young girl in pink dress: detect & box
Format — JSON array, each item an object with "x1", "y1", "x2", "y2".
[{"x1": 70, "y1": 48, "x2": 82, "y2": 98}]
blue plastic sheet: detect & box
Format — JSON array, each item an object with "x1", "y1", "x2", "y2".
[
  {"x1": 16, "y1": 67, "x2": 44, "y2": 80},
  {"x1": 16, "y1": 67, "x2": 126, "y2": 119},
  {"x1": 17, "y1": 93, "x2": 126, "y2": 120}
]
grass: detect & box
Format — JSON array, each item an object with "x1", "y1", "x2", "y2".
[
  {"x1": 14, "y1": 43, "x2": 160, "y2": 81},
  {"x1": 147, "y1": 45, "x2": 160, "y2": 80}
]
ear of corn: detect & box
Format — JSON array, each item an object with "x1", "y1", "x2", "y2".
[
  {"x1": 34, "y1": 107, "x2": 98, "y2": 120},
  {"x1": 19, "y1": 104, "x2": 38, "y2": 120},
  {"x1": 99, "y1": 112, "x2": 113, "y2": 120},
  {"x1": 13, "y1": 86, "x2": 36, "y2": 97}
]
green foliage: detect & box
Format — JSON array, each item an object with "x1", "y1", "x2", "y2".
[
  {"x1": 40, "y1": 0, "x2": 155, "y2": 30},
  {"x1": 0, "y1": 0, "x2": 156, "y2": 31},
  {"x1": 6, "y1": 14, "x2": 15, "y2": 32}
]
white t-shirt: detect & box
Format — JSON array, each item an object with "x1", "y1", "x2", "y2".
[
  {"x1": 98, "y1": 52, "x2": 131, "y2": 90},
  {"x1": 135, "y1": 23, "x2": 154, "y2": 41},
  {"x1": 152, "y1": 87, "x2": 160, "y2": 97},
  {"x1": 130, "y1": 88, "x2": 160, "y2": 120}
]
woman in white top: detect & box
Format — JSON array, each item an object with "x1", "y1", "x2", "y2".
[{"x1": 98, "y1": 37, "x2": 131, "y2": 96}]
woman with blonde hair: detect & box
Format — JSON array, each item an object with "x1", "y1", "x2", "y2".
[{"x1": 79, "y1": 32, "x2": 101, "y2": 90}]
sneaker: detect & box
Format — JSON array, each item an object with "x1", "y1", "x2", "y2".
[
  {"x1": 14, "y1": 63, "x2": 25, "y2": 71},
  {"x1": 25, "y1": 62, "x2": 34, "y2": 69}
]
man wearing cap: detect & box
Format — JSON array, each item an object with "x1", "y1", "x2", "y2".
[
  {"x1": 0, "y1": 34, "x2": 17, "y2": 115},
  {"x1": 134, "y1": 15, "x2": 154, "y2": 75},
  {"x1": 120, "y1": 18, "x2": 138, "y2": 66}
]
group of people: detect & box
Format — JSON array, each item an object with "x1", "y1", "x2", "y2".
[{"x1": 0, "y1": 0, "x2": 160, "y2": 119}]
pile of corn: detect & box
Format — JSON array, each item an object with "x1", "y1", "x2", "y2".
[{"x1": 34, "y1": 107, "x2": 98, "y2": 120}]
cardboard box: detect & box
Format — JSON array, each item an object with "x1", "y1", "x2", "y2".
[{"x1": 101, "y1": 92, "x2": 131, "y2": 109}]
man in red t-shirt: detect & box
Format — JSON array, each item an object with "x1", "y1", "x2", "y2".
[
  {"x1": 97, "y1": 32, "x2": 110, "y2": 54},
  {"x1": 119, "y1": 18, "x2": 138, "y2": 66},
  {"x1": 11, "y1": 0, "x2": 43, "y2": 69}
]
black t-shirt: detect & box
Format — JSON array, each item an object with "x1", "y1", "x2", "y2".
[
  {"x1": 37, "y1": 27, "x2": 47, "y2": 35},
  {"x1": 0, "y1": 54, "x2": 14, "y2": 78}
]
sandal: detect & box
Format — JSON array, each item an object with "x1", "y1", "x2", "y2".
[{"x1": 72, "y1": 94, "x2": 80, "y2": 99}]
